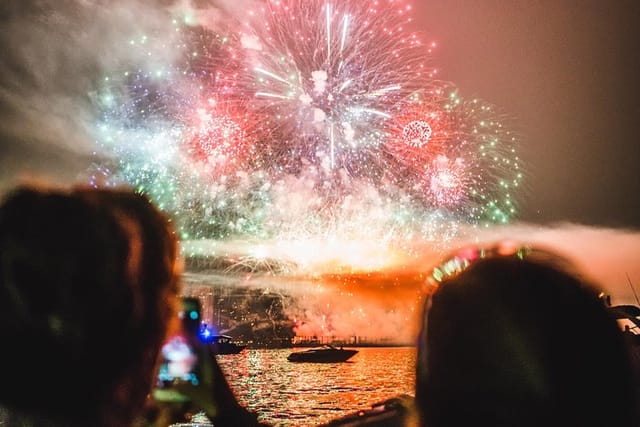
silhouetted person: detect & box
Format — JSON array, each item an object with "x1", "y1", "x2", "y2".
[
  {"x1": 415, "y1": 242, "x2": 637, "y2": 427},
  {"x1": 0, "y1": 184, "x2": 263, "y2": 426},
  {"x1": 75, "y1": 187, "x2": 265, "y2": 426},
  {"x1": 0, "y1": 184, "x2": 180, "y2": 426}
]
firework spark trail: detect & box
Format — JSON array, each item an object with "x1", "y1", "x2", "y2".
[
  {"x1": 90, "y1": 0, "x2": 522, "y2": 248},
  {"x1": 383, "y1": 84, "x2": 522, "y2": 223},
  {"x1": 239, "y1": 0, "x2": 433, "y2": 180}
]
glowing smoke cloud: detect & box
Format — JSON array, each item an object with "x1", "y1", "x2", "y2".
[
  {"x1": 182, "y1": 224, "x2": 640, "y2": 342},
  {"x1": 0, "y1": 1, "x2": 187, "y2": 191}
]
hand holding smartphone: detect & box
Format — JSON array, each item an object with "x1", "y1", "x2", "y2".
[
  {"x1": 153, "y1": 296, "x2": 204, "y2": 403},
  {"x1": 150, "y1": 296, "x2": 261, "y2": 425}
]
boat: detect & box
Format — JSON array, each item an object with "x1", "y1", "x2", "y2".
[
  {"x1": 607, "y1": 300, "x2": 640, "y2": 345},
  {"x1": 321, "y1": 394, "x2": 415, "y2": 426},
  {"x1": 208, "y1": 334, "x2": 247, "y2": 355},
  {"x1": 606, "y1": 299, "x2": 640, "y2": 386},
  {"x1": 287, "y1": 345, "x2": 358, "y2": 363}
]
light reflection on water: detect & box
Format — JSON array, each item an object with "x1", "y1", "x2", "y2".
[{"x1": 217, "y1": 347, "x2": 416, "y2": 426}]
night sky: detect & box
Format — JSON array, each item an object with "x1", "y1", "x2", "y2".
[
  {"x1": 1, "y1": 0, "x2": 639, "y2": 228},
  {"x1": 416, "y1": 0, "x2": 640, "y2": 228}
]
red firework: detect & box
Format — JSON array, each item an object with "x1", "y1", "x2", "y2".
[
  {"x1": 187, "y1": 100, "x2": 255, "y2": 177},
  {"x1": 384, "y1": 87, "x2": 476, "y2": 208},
  {"x1": 425, "y1": 155, "x2": 467, "y2": 206},
  {"x1": 385, "y1": 89, "x2": 455, "y2": 165}
]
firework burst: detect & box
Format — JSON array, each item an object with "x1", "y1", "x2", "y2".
[
  {"x1": 238, "y1": 0, "x2": 435, "y2": 180},
  {"x1": 384, "y1": 85, "x2": 521, "y2": 223},
  {"x1": 90, "y1": 0, "x2": 522, "y2": 247}
]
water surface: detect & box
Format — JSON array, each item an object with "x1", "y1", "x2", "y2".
[{"x1": 217, "y1": 347, "x2": 416, "y2": 426}]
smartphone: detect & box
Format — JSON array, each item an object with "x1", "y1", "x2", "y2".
[
  {"x1": 179, "y1": 296, "x2": 202, "y2": 338},
  {"x1": 153, "y1": 297, "x2": 203, "y2": 402},
  {"x1": 156, "y1": 335, "x2": 199, "y2": 385}
]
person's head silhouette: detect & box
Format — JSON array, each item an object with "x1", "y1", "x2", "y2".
[
  {"x1": 0, "y1": 184, "x2": 180, "y2": 426},
  {"x1": 415, "y1": 242, "x2": 637, "y2": 427}
]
